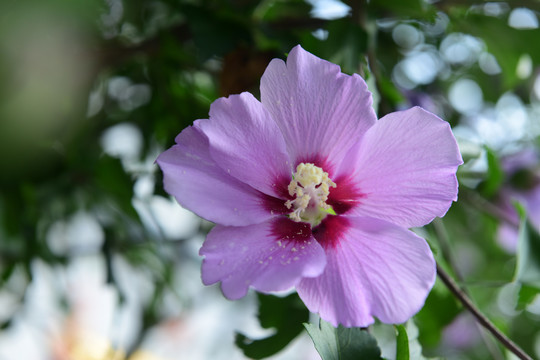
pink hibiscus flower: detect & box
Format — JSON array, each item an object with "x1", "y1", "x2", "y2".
[{"x1": 157, "y1": 46, "x2": 462, "y2": 327}]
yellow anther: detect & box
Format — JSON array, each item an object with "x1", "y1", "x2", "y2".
[
  {"x1": 285, "y1": 163, "x2": 337, "y2": 227},
  {"x1": 288, "y1": 180, "x2": 298, "y2": 197}
]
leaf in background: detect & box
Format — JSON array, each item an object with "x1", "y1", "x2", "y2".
[
  {"x1": 453, "y1": 14, "x2": 540, "y2": 89},
  {"x1": 395, "y1": 324, "x2": 409, "y2": 360},
  {"x1": 304, "y1": 319, "x2": 383, "y2": 360},
  {"x1": 180, "y1": 4, "x2": 251, "y2": 61},
  {"x1": 95, "y1": 155, "x2": 139, "y2": 220},
  {"x1": 478, "y1": 147, "x2": 504, "y2": 198},
  {"x1": 376, "y1": 73, "x2": 405, "y2": 111},
  {"x1": 405, "y1": 321, "x2": 437, "y2": 360},
  {"x1": 257, "y1": 0, "x2": 313, "y2": 22},
  {"x1": 235, "y1": 293, "x2": 309, "y2": 359},
  {"x1": 515, "y1": 205, "x2": 540, "y2": 286},
  {"x1": 303, "y1": 19, "x2": 368, "y2": 75},
  {"x1": 368, "y1": 0, "x2": 436, "y2": 20},
  {"x1": 516, "y1": 284, "x2": 540, "y2": 311},
  {"x1": 514, "y1": 206, "x2": 540, "y2": 308}
]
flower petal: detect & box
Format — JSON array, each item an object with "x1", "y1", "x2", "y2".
[
  {"x1": 350, "y1": 107, "x2": 463, "y2": 227},
  {"x1": 296, "y1": 216, "x2": 435, "y2": 327},
  {"x1": 197, "y1": 92, "x2": 292, "y2": 198},
  {"x1": 260, "y1": 45, "x2": 377, "y2": 167},
  {"x1": 200, "y1": 218, "x2": 326, "y2": 300},
  {"x1": 156, "y1": 125, "x2": 275, "y2": 226}
]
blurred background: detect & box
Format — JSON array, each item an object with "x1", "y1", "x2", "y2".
[{"x1": 0, "y1": 0, "x2": 540, "y2": 359}]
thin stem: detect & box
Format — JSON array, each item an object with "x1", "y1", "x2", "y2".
[
  {"x1": 432, "y1": 219, "x2": 463, "y2": 280},
  {"x1": 432, "y1": 220, "x2": 504, "y2": 360},
  {"x1": 436, "y1": 263, "x2": 533, "y2": 360}
]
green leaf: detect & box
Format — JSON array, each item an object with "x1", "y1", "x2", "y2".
[
  {"x1": 515, "y1": 212, "x2": 540, "y2": 288},
  {"x1": 512, "y1": 204, "x2": 540, "y2": 310},
  {"x1": 235, "y1": 293, "x2": 309, "y2": 359},
  {"x1": 376, "y1": 74, "x2": 405, "y2": 109},
  {"x1": 257, "y1": 0, "x2": 312, "y2": 21},
  {"x1": 95, "y1": 155, "x2": 139, "y2": 220},
  {"x1": 516, "y1": 284, "x2": 540, "y2": 311},
  {"x1": 478, "y1": 147, "x2": 503, "y2": 198},
  {"x1": 180, "y1": 4, "x2": 251, "y2": 61},
  {"x1": 303, "y1": 19, "x2": 368, "y2": 75},
  {"x1": 304, "y1": 319, "x2": 383, "y2": 360},
  {"x1": 406, "y1": 321, "x2": 437, "y2": 360},
  {"x1": 368, "y1": 0, "x2": 436, "y2": 20},
  {"x1": 395, "y1": 324, "x2": 409, "y2": 360},
  {"x1": 453, "y1": 14, "x2": 540, "y2": 89}
]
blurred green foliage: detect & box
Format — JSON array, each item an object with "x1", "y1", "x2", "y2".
[{"x1": 235, "y1": 293, "x2": 309, "y2": 358}]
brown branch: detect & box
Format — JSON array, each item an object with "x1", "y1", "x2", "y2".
[
  {"x1": 432, "y1": 220, "x2": 504, "y2": 359},
  {"x1": 436, "y1": 263, "x2": 533, "y2": 360}
]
